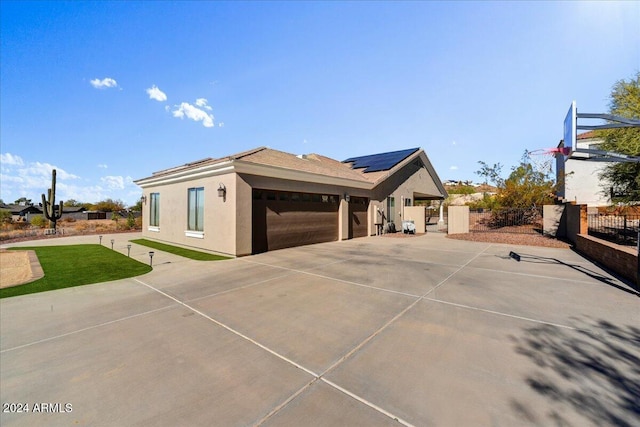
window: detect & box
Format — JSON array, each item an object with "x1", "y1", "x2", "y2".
[
  {"x1": 404, "y1": 198, "x2": 412, "y2": 207},
  {"x1": 149, "y1": 193, "x2": 160, "y2": 227},
  {"x1": 188, "y1": 187, "x2": 204, "y2": 232}
]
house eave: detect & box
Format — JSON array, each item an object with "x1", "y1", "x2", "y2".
[{"x1": 134, "y1": 159, "x2": 373, "y2": 190}]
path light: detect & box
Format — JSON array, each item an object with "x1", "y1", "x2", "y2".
[
  {"x1": 110, "y1": 239, "x2": 114, "y2": 250},
  {"x1": 149, "y1": 251, "x2": 154, "y2": 267},
  {"x1": 99, "y1": 235, "x2": 103, "y2": 245},
  {"x1": 127, "y1": 244, "x2": 131, "y2": 257}
]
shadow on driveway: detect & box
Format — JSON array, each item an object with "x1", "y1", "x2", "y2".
[{"x1": 510, "y1": 318, "x2": 640, "y2": 426}]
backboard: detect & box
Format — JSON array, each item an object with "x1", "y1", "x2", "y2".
[{"x1": 563, "y1": 100, "x2": 576, "y2": 157}]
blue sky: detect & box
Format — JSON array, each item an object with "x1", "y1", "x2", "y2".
[{"x1": 1, "y1": 1, "x2": 638, "y2": 206}]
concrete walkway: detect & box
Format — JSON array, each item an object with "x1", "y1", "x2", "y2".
[{"x1": 1, "y1": 233, "x2": 638, "y2": 426}]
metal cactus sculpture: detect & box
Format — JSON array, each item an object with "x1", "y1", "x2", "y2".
[{"x1": 42, "y1": 169, "x2": 64, "y2": 231}]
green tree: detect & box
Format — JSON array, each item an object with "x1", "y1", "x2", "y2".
[
  {"x1": 64, "y1": 199, "x2": 84, "y2": 207},
  {"x1": 130, "y1": 199, "x2": 143, "y2": 212},
  {"x1": 499, "y1": 157, "x2": 556, "y2": 209},
  {"x1": 598, "y1": 72, "x2": 640, "y2": 203},
  {"x1": 13, "y1": 197, "x2": 32, "y2": 205},
  {"x1": 476, "y1": 151, "x2": 555, "y2": 216},
  {"x1": 95, "y1": 198, "x2": 126, "y2": 212},
  {"x1": 475, "y1": 161, "x2": 504, "y2": 187}
]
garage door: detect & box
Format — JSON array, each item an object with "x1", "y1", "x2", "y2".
[
  {"x1": 252, "y1": 189, "x2": 339, "y2": 253},
  {"x1": 349, "y1": 196, "x2": 369, "y2": 239}
]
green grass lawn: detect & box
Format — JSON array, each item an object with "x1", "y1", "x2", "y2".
[
  {"x1": 129, "y1": 239, "x2": 231, "y2": 261},
  {"x1": 1, "y1": 245, "x2": 152, "y2": 299}
]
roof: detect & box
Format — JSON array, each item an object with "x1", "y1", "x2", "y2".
[
  {"x1": 577, "y1": 131, "x2": 600, "y2": 140},
  {"x1": 136, "y1": 146, "x2": 447, "y2": 198}
]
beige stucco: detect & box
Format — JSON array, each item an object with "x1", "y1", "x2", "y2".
[
  {"x1": 141, "y1": 172, "x2": 239, "y2": 256},
  {"x1": 136, "y1": 148, "x2": 446, "y2": 256},
  {"x1": 403, "y1": 206, "x2": 426, "y2": 233}
]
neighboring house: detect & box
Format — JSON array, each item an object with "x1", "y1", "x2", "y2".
[
  {"x1": 0, "y1": 203, "x2": 43, "y2": 222},
  {"x1": 134, "y1": 146, "x2": 447, "y2": 256},
  {"x1": 556, "y1": 131, "x2": 611, "y2": 207},
  {"x1": 0, "y1": 203, "x2": 85, "y2": 222}
]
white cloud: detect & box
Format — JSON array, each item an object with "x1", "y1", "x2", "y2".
[
  {"x1": 146, "y1": 85, "x2": 167, "y2": 102},
  {"x1": 0, "y1": 153, "x2": 24, "y2": 166},
  {"x1": 449, "y1": 166, "x2": 459, "y2": 170},
  {"x1": 0, "y1": 156, "x2": 141, "y2": 206},
  {"x1": 218, "y1": 122, "x2": 224, "y2": 127},
  {"x1": 195, "y1": 98, "x2": 212, "y2": 110},
  {"x1": 97, "y1": 164, "x2": 108, "y2": 169},
  {"x1": 172, "y1": 101, "x2": 215, "y2": 128},
  {"x1": 101, "y1": 175, "x2": 125, "y2": 190},
  {"x1": 90, "y1": 77, "x2": 118, "y2": 89}
]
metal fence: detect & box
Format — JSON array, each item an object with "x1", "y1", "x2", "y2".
[
  {"x1": 588, "y1": 213, "x2": 639, "y2": 247},
  {"x1": 470, "y1": 207, "x2": 543, "y2": 234}
]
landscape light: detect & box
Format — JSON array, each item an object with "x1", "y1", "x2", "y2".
[
  {"x1": 127, "y1": 244, "x2": 131, "y2": 257},
  {"x1": 99, "y1": 235, "x2": 103, "y2": 245},
  {"x1": 149, "y1": 251, "x2": 154, "y2": 266},
  {"x1": 111, "y1": 239, "x2": 114, "y2": 250}
]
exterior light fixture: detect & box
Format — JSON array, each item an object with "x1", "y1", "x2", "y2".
[
  {"x1": 344, "y1": 193, "x2": 350, "y2": 202},
  {"x1": 127, "y1": 244, "x2": 131, "y2": 257},
  {"x1": 149, "y1": 251, "x2": 154, "y2": 266},
  {"x1": 140, "y1": 195, "x2": 147, "y2": 204},
  {"x1": 99, "y1": 235, "x2": 103, "y2": 245},
  {"x1": 110, "y1": 239, "x2": 114, "y2": 250},
  {"x1": 217, "y1": 183, "x2": 226, "y2": 198}
]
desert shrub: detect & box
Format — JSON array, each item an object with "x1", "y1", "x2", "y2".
[
  {"x1": 31, "y1": 216, "x2": 47, "y2": 228},
  {"x1": 60, "y1": 216, "x2": 76, "y2": 223},
  {"x1": 126, "y1": 212, "x2": 136, "y2": 229},
  {"x1": 0, "y1": 209, "x2": 12, "y2": 224}
]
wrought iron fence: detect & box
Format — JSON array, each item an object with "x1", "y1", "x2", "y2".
[
  {"x1": 588, "y1": 213, "x2": 639, "y2": 247},
  {"x1": 470, "y1": 207, "x2": 543, "y2": 234}
]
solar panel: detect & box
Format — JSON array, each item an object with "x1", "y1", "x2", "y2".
[{"x1": 343, "y1": 148, "x2": 419, "y2": 173}]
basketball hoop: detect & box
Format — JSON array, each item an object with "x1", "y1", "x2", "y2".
[{"x1": 526, "y1": 149, "x2": 558, "y2": 176}]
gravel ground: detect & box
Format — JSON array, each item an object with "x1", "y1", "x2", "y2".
[{"x1": 446, "y1": 232, "x2": 572, "y2": 248}]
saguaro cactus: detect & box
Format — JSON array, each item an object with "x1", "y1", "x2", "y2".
[{"x1": 42, "y1": 169, "x2": 64, "y2": 231}]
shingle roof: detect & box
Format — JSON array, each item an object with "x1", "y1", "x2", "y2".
[
  {"x1": 577, "y1": 131, "x2": 599, "y2": 140},
  {"x1": 140, "y1": 146, "x2": 425, "y2": 186},
  {"x1": 236, "y1": 148, "x2": 374, "y2": 182}
]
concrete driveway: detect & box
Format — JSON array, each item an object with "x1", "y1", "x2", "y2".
[{"x1": 1, "y1": 233, "x2": 638, "y2": 426}]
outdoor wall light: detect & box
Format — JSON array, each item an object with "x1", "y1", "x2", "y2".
[
  {"x1": 217, "y1": 183, "x2": 226, "y2": 198},
  {"x1": 140, "y1": 195, "x2": 147, "y2": 204},
  {"x1": 127, "y1": 244, "x2": 131, "y2": 257},
  {"x1": 110, "y1": 239, "x2": 114, "y2": 250},
  {"x1": 344, "y1": 193, "x2": 350, "y2": 202},
  {"x1": 149, "y1": 251, "x2": 154, "y2": 266}
]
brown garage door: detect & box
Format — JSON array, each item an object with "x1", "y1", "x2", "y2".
[
  {"x1": 252, "y1": 189, "x2": 339, "y2": 253},
  {"x1": 349, "y1": 196, "x2": 369, "y2": 239}
]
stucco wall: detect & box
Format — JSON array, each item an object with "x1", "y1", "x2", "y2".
[
  {"x1": 404, "y1": 206, "x2": 426, "y2": 233},
  {"x1": 235, "y1": 175, "x2": 253, "y2": 256},
  {"x1": 141, "y1": 172, "x2": 238, "y2": 256},
  {"x1": 374, "y1": 162, "x2": 444, "y2": 226},
  {"x1": 447, "y1": 206, "x2": 469, "y2": 234}
]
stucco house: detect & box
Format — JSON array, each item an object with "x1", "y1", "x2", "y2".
[
  {"x1": 134, "y1": 146, "x2": 447, "y2": 256},
  {"x1": 556, "y1": 131, "x2": 611, "y2": 207}
]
